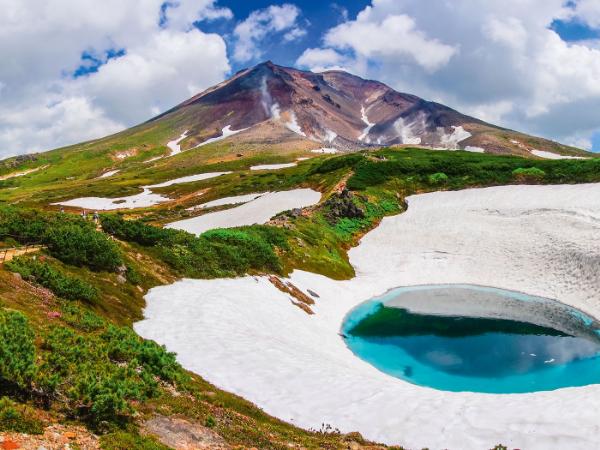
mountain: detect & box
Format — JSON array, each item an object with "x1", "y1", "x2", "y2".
[{"x1": 147, "y1": 61, "x2": 586, "y2": 157}]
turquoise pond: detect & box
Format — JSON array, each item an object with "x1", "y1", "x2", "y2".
[{"x1": 341, "y1": 285, "x2": 600, "y2": 393}]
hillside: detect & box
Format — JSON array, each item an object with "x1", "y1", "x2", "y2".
[
  {"x1": 1, "y1": 60, "x2": 600, "y2": 449},
  {"x1": 0, "y1": 62, "x2": 592, "y2": 210}
]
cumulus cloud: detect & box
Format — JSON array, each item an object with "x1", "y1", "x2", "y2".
[
  {"x1": 573, "y1": 0, "x2": 600, "y2": 28},
  {"x1": 0, "y1": 0, "x2": 230, "y2": 158},
  {"x1": 233, "y1": 4, "x2": 305, "y2": 63},
  {"x1": 296, "y1": 0, "x2": 600, "y2": 150},
  {"x1": 296, "y1": 48, "x2": 359, "y2": 73},
  {"x1": 324, "y1": 12, "x2": 457, "y2": 72}
]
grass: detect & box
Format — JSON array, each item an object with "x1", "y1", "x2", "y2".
[{"x1": 1, "y1": 145, "x2": 597, "y2": 448}]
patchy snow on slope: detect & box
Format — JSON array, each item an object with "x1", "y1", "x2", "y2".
[
  {"x1": 166, "y1": 130, "x2": 189, "y2": 156},
  {"x1": 194, "y1": 192, "x2": 265, "y2": 209},
  {"x1": 438, "y1": 126, "x2": 472, "y2": 149},
  {"x1": 193, "y1": 126, "x2": 248, "y2": 148},
  {"x1": 358, "y1": 105, "x2": 375, "y2": 142},
  {"x1": 166, "y1": 189, "x2": 321, "y2": 235},
  {"x1": 99, "y1": 169, "x2": 120, "y2": 178},
  {"x1": 54, "y1": 172, "x2": 230, "y2": 210},
  {"x1": 137, "y1": 183, "x2": 600, "y2": 450},
  {"x1": 464, "y1": 146, "x2": 485, "y2": 153},
  {"x1": 250, "y1": 163, "x2": 297, "y2": 171},
  {"x1": 531, "y1": 150, "x2": 588, "y2": 160},
  {"x1": 149, "y1": 172, "x2": 232, "y2": 188}
]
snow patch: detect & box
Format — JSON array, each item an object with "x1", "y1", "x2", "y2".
[
  {"x1": 464, "y1": 146, "x2": 486, "y2": 153},
  {"x1": 98, "y1": 170, "x2": 120, "y2": 179},
  {"x1": 193, "y1": 126, "x2": 248, "y2": 148},
  {"x1": 137, "y1": 183, "x2": 600, "y2": 450},
  {"x1": 358, "y1": 105, "x2": 375, "y2": 143},
  {"x1": 531, "y1": 150, "x2": 588, "y2": 160},
  {"x1": 191, "y1": 192, "x2": 266, "y2": 210},
  {"x1": 166, "y1": 130, "x2": 189, "y2": 156},
  {"x1": 250, "y1": 163, "x2": 298, "y2": 171},
  {"x1": 166, "y1": 189, "x2": 321, "y2": 235},
  {"x1": 54, "y1": 172, "x2": 230, "y2": 210}
]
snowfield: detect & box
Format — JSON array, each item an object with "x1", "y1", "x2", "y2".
[
  {"x1": 55, "y1": 172, "x2": 230, "y2": 210},
  {"x1": 136, "y1": 183, "x2": 600, "y2": 450},
  {"x1": 531, "y1": 150, "x2": 589, "y2": 160},
  {"x1": 250, "y1": 163, "x2": 297, "y2": 170},
  {"x1": 166, "y1": 188, "x2": 321, "y2": 235}
]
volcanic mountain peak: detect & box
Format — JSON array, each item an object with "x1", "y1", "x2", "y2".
[{"x1": 153, "y1": 61, "x2": 586, "y2": 157}]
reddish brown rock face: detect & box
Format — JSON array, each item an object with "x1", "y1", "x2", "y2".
[{"x1": 149, "y1": 61, "x2": 587, "y2": 157}]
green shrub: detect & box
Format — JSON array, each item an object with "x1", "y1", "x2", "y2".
[
  {"x1": 36, "y1": 325, "x2": 184, "y2": 425},
  {"x1": 101, "y1": 215, "x2": 288, "y2": 278},
  {"x1": 100, "y1": 430, "x2": 171, "y2": 450},
  {"x1": 512, "y1": 167, "x2": 546, "y2": 180},
  {"x1": 0, "y1": 309, "x2": 36, "y2": 390},
  {"x1": 44, "y1": 223, "x2": 122, "y2": 271},
  {"x1": 60, "y1": 303, "x2": 105, "y2": 332},
  {"x1": 6, "y1": 257, "x2": 98, "y2": 303},
  {"x1": 0, "y1": 397, "x2": 43, "y2": 434},
  {"x1": 205, "y1": 415, "x2": 216, "y2": 428},
  {"x1": 100, "y1": 214, "x2": 184, "y2": 247},
  {"x1": 310, "y1": 153, "x2": 363, "y2": 175},
  {"x1": 428, "y1": 172, "x2": 449, "y2": 185},
  {"x1": 0, "y1": 206, "x2": 122, "y2": 271}
]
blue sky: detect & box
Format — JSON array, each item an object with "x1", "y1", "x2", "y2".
[
  {"x1": 2, "y1": 0, "x2": 600, "y2": 157},
  {"x1": 198, "y1": 0, "x2": 371, "y2": 71}
]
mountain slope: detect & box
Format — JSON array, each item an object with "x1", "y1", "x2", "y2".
[
  {"x1": 0, "y1": 61, "x2": 593, "y2": 207},
  {"x1": 148, "y1": 61, "x2": 587, "y2": 157}
]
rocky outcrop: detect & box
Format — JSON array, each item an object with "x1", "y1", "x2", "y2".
[{"x1": 324, "y1": 189, "x2": 365, "y2": 224}]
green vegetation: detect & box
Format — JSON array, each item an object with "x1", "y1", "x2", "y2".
[
  {"x1": 0, "y1": 302, "x2": 185, "y2": 428},
  {"x1": 7, "y1": 257, "x2": 98, "y2": 303},
  {"x1": 333, "y1": 149, "x2": 600, "y2": 190},
  {"x1": 101, "y1": 214, "x2": 289, "y2": 277},
  {"x1": 0, "y1": 206, "x2": 122, "y2": 271},
  {"x1": 1, "y1": 146, "x2": 596, "y2": 448},
  {"x1": 512, "y1": 166, "x2": 546, "y2": 181},
  {"x1": 428, "y1": 172, "x2": 449, "y2": 185},
  {"x1": 100, "y1": 430, "x2": 171, "y2": 450},
  {"x1": 0, "y1": 309, "x2": 36, "y2": 391},
  {"x1": 36, "y1": 324, "x2": 184, "y2": 426},
  {"x1": 0, "y1": 397, "x2": 44, "y2": 434},
  {"x1": 44, "y1": 223, "x2": 122, "y2": 271}
]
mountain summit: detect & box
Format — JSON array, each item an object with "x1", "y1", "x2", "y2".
[{"x1": 148, "y1": 61, "x2": 584, "y2": 157}]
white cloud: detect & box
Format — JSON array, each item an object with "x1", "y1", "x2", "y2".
[
  {"x1": 574, "y1": 0, "x2": 600, "y2": 28},
  {"x1": 324, "y1": 12, "x2": 457, "y2": 72},
  {"x1": 75, "y1": 29, "x2": 229, "y2": 125},
  {"x1": 0, "y1": 0, "x2": 230, "y2": 158},
  {"x1": 297, "y1": 0, "x2": 600, "y2": 149},
  {"x1": 296, "y1": 48, "x2": 357, "y2": 73},
  {"x1": 163, "y1": 0, "x2": 233, "y2": 29},
  {"x1": 233, "y1": 4, "x2": 305, "y2": 63}
]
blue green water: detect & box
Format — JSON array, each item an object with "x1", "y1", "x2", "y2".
[{"x1": 342, "y1": 285, "x2": 600, "y2": 393}]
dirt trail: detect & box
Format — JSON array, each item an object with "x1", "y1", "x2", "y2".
[{"x1": 0, "y1": 246, "x2": 44, "y2": 263}]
